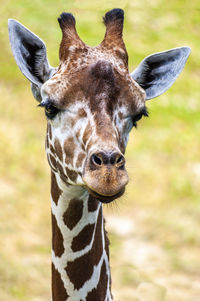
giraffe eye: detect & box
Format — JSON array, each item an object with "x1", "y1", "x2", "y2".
[
  {"x1": 132, "y1": 113, "x2": 143, "y2": 128},
  {"x1": 38, "y1": 100, "x2": 60, "y2": 119},
  {"x1": 133, "y1": 113, "x2": 143, "y2": 122},
  {"x1": 132, "y1": 107, "x2": 149, "y2": 128},
  {"x1": 44, "y1": 103, "x2": 60, "y2": 119}
]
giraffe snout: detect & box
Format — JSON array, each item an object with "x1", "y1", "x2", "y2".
[{"x1": 83, "y1": 150, "x2": 129, "y2": 203}]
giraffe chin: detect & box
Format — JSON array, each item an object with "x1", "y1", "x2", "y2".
[{"x1": 87, "y1": 187, "x2": 125, "y2": 203}]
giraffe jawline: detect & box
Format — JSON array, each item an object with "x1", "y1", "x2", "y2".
[{"x1": 87, "y1": 187, "x2": 125, "y2": 203}]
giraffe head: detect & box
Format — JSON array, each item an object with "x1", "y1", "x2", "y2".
[{"x1": 8, "y1": 9, "x2": 190, "y2": 203}]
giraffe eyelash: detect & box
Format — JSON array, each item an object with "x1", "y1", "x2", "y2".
[
  {"x1": 132, "y1": 107, "x2": 149, "y2": 128},
  {"x1": 38, "y1": 100, "x2": 60, "y2": 119}
]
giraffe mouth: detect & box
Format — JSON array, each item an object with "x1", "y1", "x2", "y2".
[{"x1": 87, "y1": 187, "x2": 125, "y2": 203}]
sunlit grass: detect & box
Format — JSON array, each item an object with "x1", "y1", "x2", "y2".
[{"x1": 1, "y1": 0, "x2": 200, "y2": 300}]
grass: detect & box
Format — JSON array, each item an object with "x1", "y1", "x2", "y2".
[{"x1": 1, "y1": 0, "x2": 200, "y2": 300}]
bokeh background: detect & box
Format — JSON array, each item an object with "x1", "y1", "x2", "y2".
[{"x1": 0, "y1": 0, "x2": 200, "y2": 300}]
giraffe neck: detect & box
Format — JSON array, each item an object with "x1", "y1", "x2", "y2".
[{"x1": 51, "y1": 172, "x2": 113, "y2": 301}]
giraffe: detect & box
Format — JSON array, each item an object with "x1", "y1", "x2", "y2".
[{"x1": 8, "y1": 8, "x2": 190, "y2": 301}]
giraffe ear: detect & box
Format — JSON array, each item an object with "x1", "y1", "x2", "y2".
[
  {"x1": 131, "y1": 47, "x2": 191, "y2": 100},
  {"x1": 8, "y1": 19, "x2": 56, "y2": 101}
]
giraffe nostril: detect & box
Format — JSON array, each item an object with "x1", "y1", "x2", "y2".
[
  {"x1": 90, "y1": 152, "x2": 125, "y2": 168},
  {"x1": 116, "y1": 155, "x2": 124, "y2": 164},
  {"x1": 117, "y1": 156, "x2": 125, "y2": 169},
  {"x1": 91, "y1": 154, "x2": 103, "y2": 166}
]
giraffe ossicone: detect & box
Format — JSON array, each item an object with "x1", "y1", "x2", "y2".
[{"x1": 8, "y1": 8, "x2": 190, "y2": 301}]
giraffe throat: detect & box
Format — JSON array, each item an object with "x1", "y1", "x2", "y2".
[{"x1": 51, "y1": 172, "x2": 112, "y2": 301}]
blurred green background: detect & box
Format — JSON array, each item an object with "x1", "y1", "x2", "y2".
[{"x1": 0, "y1": 0, "x2": 200, "y2": 300}]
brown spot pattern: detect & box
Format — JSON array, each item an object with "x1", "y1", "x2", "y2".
[
  {"x1": 52, "y1": 263, "x2": 69, "y2": 301},
  {"x1": 50, "y1": 143, "x2": 55, "y2": 154},
  {"x1": 63, "y1": 199, "x2": 83, "y2": 230},
  {"x1": 65, "y1": 166, "x2": 78, "y2": 182},
  {"x1": 82, "y1": 122, "x2": 92, "y2": 147},
  {"x1": 54, "y1": 138, "x2": 63, "y2": 161},
  {"x1": 75, "y1": 129, "x2": 81, "y2": 141},
  {"x1": 71, "y1": 223, "x2": 95, "y2": 252},
  {"x1": 78, "y1": 108, "x2": 87, "y2": 118},
  {"x1": 46, "y1": 134, "x2": 49, "y2": 149},
  {"x1": 56, "y1": 160, "x2": 64, "y2": 173},
  {"x1": 49, "y1": 154, "x2": 57, "y2": 169},
  {"x1": 64, "y1": 136, "x2": 75, "y2": 165},
  {"x1": 103, "y1": 219, "x2": 110, "y2": 260},
  {"x1": 52, "y1": 213, "x2": 65, "y2": 257},
  {"x1": 118, "y1": 111, "x2": 123, "y2": 120},
  {"x1": 51, "y1": 172, "x2": 62, "y2": 205},
  {"x1": 76, "y1": 152, "x2": 86, "y2": 168},
  {"x1": 56, "y1": 161, "x2": 68, "y2": 181},
  {"x1": 86, "y1": 261, "x2": 107, "y2": 301},
  {"x1": 65, "y1": 207, "x2": 103, "y2": 290},
  {"x1": 104, "y1": 220, "x2": 112, "y2": 295},
  {"x1": 47, "y1": 154, "x2": 57, "y2": 173},
  {"x1": 88, "y1": 195, "x2": 99, "y2": 212},
  {"x1": 48, "y1": 123, "x2": 52, "y2": 140}
]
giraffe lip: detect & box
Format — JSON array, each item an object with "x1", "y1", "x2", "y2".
[{"x1": 87, "y1": 187, "x2": 125, "y2": 203}]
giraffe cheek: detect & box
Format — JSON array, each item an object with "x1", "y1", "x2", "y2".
[
  {"x1": 76, "y1": 152, "x2": 86, "y2": 169},
  {"x1": 64, "y1": 136, "x2": 75, "y2": 166},
  {"x1": 54, "y1": 138, "x2": 63, "y2": 162},
  {"x1": 47, "y1": 152, "x2": 57, "y2": 173}
]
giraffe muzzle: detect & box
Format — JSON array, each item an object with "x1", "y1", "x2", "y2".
[{"x1": 83, "y1": 151, "x2": 129, "y2": 203}]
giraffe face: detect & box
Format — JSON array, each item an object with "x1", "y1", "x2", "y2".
[
  {"x1": 41, "y1": 11, "x2": 146, "y2": 203},
  {"x1": 42, "y1": 54, "x2": 146, "y2": 203},
  {"x1": 9, "y1": 9, "x2": 190, "y2": 203}
]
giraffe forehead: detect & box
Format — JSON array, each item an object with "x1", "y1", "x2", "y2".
[
  {"x1": 60, "y1": 46, "x2": 128, "y2": 74},
  {"x1": 42, "y1": 61, "x2": 145, "y2": 115}
]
